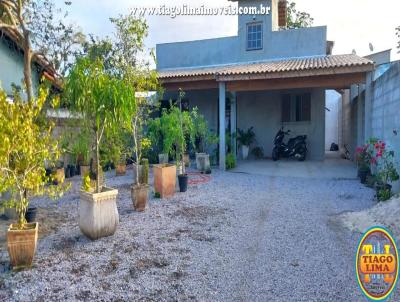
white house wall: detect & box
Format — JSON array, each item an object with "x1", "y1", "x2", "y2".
[
  {"x1": 165, "y1": 87, "x2": 326, "y2": 161},
  {"x1": 325, "y1": 90, "x2": 341, "y2": 150},
  {"x1": 237, "y1": 88, "x2": 326, "y2": 160}
]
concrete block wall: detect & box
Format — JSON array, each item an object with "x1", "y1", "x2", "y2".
[{"x1": 370, "y1": 62, "x2": 400, "y2": 191}]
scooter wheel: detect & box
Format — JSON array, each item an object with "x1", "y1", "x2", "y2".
[
  {"x1": 297, "y1": 149, "x2": 307, "y2": 161},
  {"x1": 272, "y1": 148, "x2": 279, "y2": 161}
]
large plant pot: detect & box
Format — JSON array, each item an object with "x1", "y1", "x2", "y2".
[
  {"x1": 196, "y1": 153, "x2": 206, "y2": 170},
  {"x1": 178, "y1": 174, "x2": 188, "y2": 192},
  {"x1": 359, "y1": 168, "x2": 370, "y2": 184},
  {"x1": 25, "y1": 207, "x2": 37, "y2": 223},
  {"x1": 153, "y1": 164, "x2": 176, "y2": 198},
  {"x1": 242, "y1": 145, "x2": 250, "y2": 160},
  {"x1": 158, "y1": 153, "x2": 169, "y2": 164},
  {"x1": 116, "y1": 163, "x2": 126, "y2": 176},
  {"x1": 80, "y1": 165, "x2": 90, "y2": 177},
  {"x1": 7, "y1": 222, "x2": 38, "y2": 269},
  {"x1": 53, "y1": 168, "x2": 65, "y2": 185},
  {"x1": 131, "y1": 185, "x2": 149, "y2": 212},
  {"x1": 196, "y1": 153, "x2": 210, "y2": 172},
  {"x1": 79, "y1": 187, "x2": 119, "y2": 240}
]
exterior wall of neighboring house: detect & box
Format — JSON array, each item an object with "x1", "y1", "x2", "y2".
[
  {"x1": 325, "y1": 90, "x2": 341, "y2": 150},
  {"x1": 0, "y1": 38, "x2": 40, "y2": 96},
  {"x1": 156, "y1": 0, "x2": 327, "y2": 69},
  {"x1": 340, "y1": 50, "x2": 392, "y2": 158}
]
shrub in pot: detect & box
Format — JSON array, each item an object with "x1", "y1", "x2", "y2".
[
  {"x1": 192, "y1": 108, "x2": 218, "y2": 171},
  {"x1": 104, "y1": 126, "x2": 132, "y2": 177},
  {"x1": 373, "y1": 141, "x2": 399, "y2": 201},
  {"x1": 65, "y1": 57, "x2": 130, "y2": 240},
  {"x1": 0, "y1": 87, "x2": 68, "y2": 269},
  {"x1": 237, "y1": 127, "x2": 256, "y2": 160},
  {"x1": 226, "y1": 152, "x2": 236, "y2": 170},
  {"x1": 128, "y1": 96, "x2": 153, "y2": 211},
  {"x1": 355, "y1": 143, "x2": 374, "y2": 183},
  {"x1": 175, "y1": 91, "x2": 193, "y2": 192},
  {"x1": 148, "y1": 117, "x2": 168, "y2": 164}
]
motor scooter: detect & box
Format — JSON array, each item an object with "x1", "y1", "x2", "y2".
[{"x1": 272, "y1": 128, "x2": 307, "y2": 161}]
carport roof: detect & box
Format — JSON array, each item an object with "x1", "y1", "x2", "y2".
[{"x1": 158, "y1": 54, "x2": 374, "y2": 81}]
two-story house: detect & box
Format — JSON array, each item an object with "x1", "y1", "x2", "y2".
[{"x1": 156, "y1": 0, "x2": 374, "y2": 169}]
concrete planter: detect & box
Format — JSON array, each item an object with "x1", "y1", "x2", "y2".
[
  {"x1": 196, "y1": 153, "x2": 210, "y2": 172},
  {"x1": 242, "y1": 145, "x2": 250, "y2": 160},
  {"x1": 53, "y1": 168, "x2": 65, "y2": 184},
  {"x1": 196, "y1": 153, "x2": 211, "y2": 171},
  {"x1": 7, "y1": 222, "x2": 38, "y2": 269},
  {"x1": 116, "y1": 163, "x2": 126, "y2": 176},
  {"x1": 79, "y1": 187, "x2": 119, "y2": 240},
  {"x1": 158, "y1": 153, "x2": 169, "y2": 164},
  {"x1": 131, "y1": 184, "x2": 149, "y2": 212},
  {"x1": 153, "y1": 164, "x2": 176, "y2": 198}
]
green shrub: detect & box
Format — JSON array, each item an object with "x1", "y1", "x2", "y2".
[
  {"x1": 378, "y1": 189, "x2": 391, "y2": 202},
  {"x1": 251, "y1": 146, "x2": 264, "y2": 159},
  {"x1": 226, "y1": 153, "x2": 236, "y2": 170}
]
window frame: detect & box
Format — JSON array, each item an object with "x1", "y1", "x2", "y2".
[
  {"x1": 281, "y1": 93, "x2": 312, "y2": 123},
  {"x1": 246, "y1": 22, "x2": 263, "y2": 51}
]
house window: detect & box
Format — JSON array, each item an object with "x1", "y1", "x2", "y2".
[
  {"x1": 247, "y1": 23, "x2": 263, "y2": 50},
  {"x1": 281, "y1": 93, "x2": 311, "y2": 122}
]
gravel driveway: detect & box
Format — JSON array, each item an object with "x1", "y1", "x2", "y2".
[{"x1": 0, "y1": 165, "x2": 399, "y2": 301}]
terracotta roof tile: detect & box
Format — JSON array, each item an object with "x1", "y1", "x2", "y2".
[{"x1": 158, "y1": 54, "x2": 374, "y2": 79}]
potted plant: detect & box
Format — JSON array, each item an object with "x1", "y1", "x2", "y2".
[
  {"x1": 129, "y1": 96, "x2": 152, "y2": 212},
  {"x1": 374, "y1": 142, "x2": 399, "y2": 201},
  {"x1": 65, "y1": 57, "x2": 129, "y2": 240},
  {"x1": 192, "y1": 108, "x2": 217, "y2": 172},
  {"x1": 237, "y1": 127, "x2": 256, "y2": 160},
  {"x1": 0, "y1": 87, "x2": 68, "y2": 269},
  {"x1": 175, "y1": 90, "x2": 195, "y2": 192},
  {"x1": 72, "y1": 131, "x2": 91, "y2": 177},
  {"x1": 133, "y1": 139, "x2": 151, "y2": 185},
  {"x1": 148, "y1": 116, "x2": 170, "y2": 164},
  {"x1": 152, "y1": 109, "x2": 178, "y2": 198},
  {"x1": 104, "y1": 127, "x2": 132, "y2": 177},
  {"x1": 355, "y1": 145, "x2": 372, "y2": 184},
  {"x1": 355, "y1": 138, "x2": 377, "y2": 184}
]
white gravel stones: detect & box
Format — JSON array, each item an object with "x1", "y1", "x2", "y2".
[{"x1": 1, "y1": 166, "x2": 398, "y2": 301}]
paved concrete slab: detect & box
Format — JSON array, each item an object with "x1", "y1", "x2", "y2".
[{"x1": 231, "y1": 152, "x2": 357, "y2": 179}]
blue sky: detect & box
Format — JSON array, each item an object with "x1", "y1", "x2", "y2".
[{"x1": 58, "y1": 0, "x2": 400, "y2": 61}]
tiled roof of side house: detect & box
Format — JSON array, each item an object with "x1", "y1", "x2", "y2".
[{"x1": 158, "y1": 54, "x2": 375, "y2": 80}]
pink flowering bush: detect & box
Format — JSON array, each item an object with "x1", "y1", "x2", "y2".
[{"x1": 355, "y1": 138, "x2": 377, "y2": 170}]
